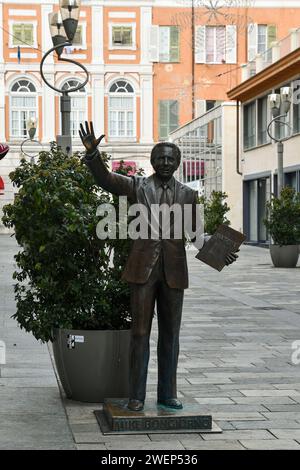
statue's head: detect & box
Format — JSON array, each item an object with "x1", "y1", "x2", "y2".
[{"x1": 150, "y1": 142, "x2": 181, "y2": 181}]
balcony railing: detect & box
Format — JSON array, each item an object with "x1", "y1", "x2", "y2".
[{"x1": 242, "y1": 28, "x2": 300, "y2": 82}]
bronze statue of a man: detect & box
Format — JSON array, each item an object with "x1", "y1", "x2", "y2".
[{"x1": 79, "y1": 122, "x2": 238, "y2": 412}]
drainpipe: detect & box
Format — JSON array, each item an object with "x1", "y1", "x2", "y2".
[{"x1": 236, "y1": 100, "x2": 242, "y2": 175}]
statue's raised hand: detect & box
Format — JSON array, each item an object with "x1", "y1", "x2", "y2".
[{"x1": 79, "y1": 121, "x2": 105, "y2": 154}]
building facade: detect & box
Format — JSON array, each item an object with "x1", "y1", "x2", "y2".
[
  {"x1": 170, "y1": 102, "x2": 243, "y2": 232},
  {"x1": 228, "y1": 26, "x2": 300, "y2": 244},
  {"x1": 1, "y1": 0, "x2": 300, "y2": 232}
]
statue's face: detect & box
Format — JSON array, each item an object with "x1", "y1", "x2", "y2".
[{"x1": 151, "y1": 146, "x2": 179, "y2": 181}]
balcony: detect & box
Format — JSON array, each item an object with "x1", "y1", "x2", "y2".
[{"x1": 242, "y1": 28, "x2": 300, "y2": 82}]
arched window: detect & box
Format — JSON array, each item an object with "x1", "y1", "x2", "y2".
[
  {"x1": 10, "y1": 79, "x2": 37, "y2": 138},
  {"x1": 109, "y1": 80, "x2": 135, "y2": 138},
  {"x1": 62, "y1": 79, "x2": 87, "y2": 138}
]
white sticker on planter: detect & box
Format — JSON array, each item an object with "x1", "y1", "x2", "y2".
[
  {"x1": 74, "y1": 336, "x2": 84, "y2": 343},
  {"x1": 0, "y1": 340, "x2": 6, "y2": 364}
]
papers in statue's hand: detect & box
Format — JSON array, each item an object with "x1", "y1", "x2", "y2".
[{"x1": 196, "y1": 224, "x2": 246, "y2": 272}]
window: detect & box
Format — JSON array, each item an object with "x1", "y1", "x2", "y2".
[
  {"x1": 62, "y1": 80, "x2": 86, "y2": 138},
  {"x1": 206, "y1": 100, "x2": 217, "y2": 111},
  {"x1": 257, "y1": 25, "x2": 267, "y2": 54},
  {"x1": 243, "y1": 102, "x2": 256, "y2": 150},
  {"x1": 159, "y1": 26, "x2": 179, "y2": 62},
  {"x1": 11, "y1": 23, "x2": 35, "y2": 47},
  {"x1": 257, "y1": 96, "x2": 268, "y2": 145},
  {"x1": 206, "y1": 26, "x2": 226, "y2": 63},
  {"x1": 195, "y1": 25, "x2": 236, "y2": 64},
  {"x1": 10, "y1": 79, "x2": 37, "y2": 138},
  {"x1": 159, "y1": 100, "x2": 179, "y2": 140},
  {"x1": 293, "y1": 81, "x2": 300, "y2": 134},
  {"x1": 248, "y1": 24, "x2": 277, "y2": 61},
  {"x1": 109, "y1": 81, "x2": 135, "y2": 139},
  {"x1": 113, "y1": 26, "x2": 132, "y2": 46},
  {"x1": 72, "y1": 24, "x2": 86, "y2": 48}
]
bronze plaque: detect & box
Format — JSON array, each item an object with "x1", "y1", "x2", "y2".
[{"x1": 94, "y1": 399, "x2": 216, "y2": 435}]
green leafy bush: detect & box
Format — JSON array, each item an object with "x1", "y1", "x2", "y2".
[
  {"x1": 199, "y1": 191, "x2": 231, "y2": 235},
  {"x1": 2, "y1": 144, "x2": 134, "y2": 342},
  {"x1": 264, "y1": 186, "x2": 300, "y2": 246}
]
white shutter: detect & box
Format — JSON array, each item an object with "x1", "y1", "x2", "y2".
[
  {"x1": 149, "y1": 25, "x2": 159, "y2": 62},
  {"x1": 226, "y1": 25, "x2": 237, "y2": 64},
  {"x1": 195, "y1": 100, "x2": 206, "y2": 118},
  {"x1": 247, "y1": 23, "x2": 257, "y2": 61},
  {"x1": 195, "y1": 26, "x2": 206, "y2": 64}
]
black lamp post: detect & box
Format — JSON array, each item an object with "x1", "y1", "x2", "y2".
[
  {"x1": 40, "y1": 0, "x2": 89, "y2": 155},
  {"x1": 267, "y1": 87, "x2": 292, "y2": 196}
]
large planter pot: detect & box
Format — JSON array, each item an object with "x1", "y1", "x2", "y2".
[
  {"x1": 270, "y1": 244, "x2": 299, "y2": 268},
  {"x1": 52, "y1": 328, "x2": 131, "y2": 403}
]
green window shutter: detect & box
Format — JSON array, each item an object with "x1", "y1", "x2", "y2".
[
  {"x1": 122, "y1": 27, "x2": 132, "y2": 45},
  {"x1": 169, "y1": 100, "x2": 179, "y2": 133},
  {"x1": 23, "y1": 24, "x2": 34, "y2": 45},
  {"x1": 267, "y1": 24, "x2": 277, "y2": 48},
  {"x1": 170, "y1": 26, "x2": 179, "y2": 62},
  {"x1": 12, "y1": 24, "x2": 23, "y2": 46},
  {"x1": 113, "y1": 27, "x2": 122, "y2": 44},
  {"x1": 159, "y1": 101, "x2": 169, "y2": 140},
  {"x1": 73, "y1": 25, "x2": 82, "y2": 45}
]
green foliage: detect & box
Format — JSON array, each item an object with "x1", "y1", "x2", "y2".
[
  {"x1": 2, "y1": 144, "x2": 135, "y2": 342},
  {"x1": 199, "y1": 191, "x2": 231, "y2": 235},
  {"x1": 264, "y1": 186, "x2": 300, "y2": 246}
]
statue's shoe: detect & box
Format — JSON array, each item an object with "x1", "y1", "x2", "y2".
[
  {"x1": 127, "y1": 399, "x2": 144, "y2": 412},
  {"x1": 157, "y1": 398, "x2": 183, "y2": 409}
]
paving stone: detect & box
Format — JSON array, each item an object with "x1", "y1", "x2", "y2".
[
  {"x1": 263, "y1": 405, "x2": 300, "y2": 412},
  {"x1": 231, "y1": 421, "x2": 300, "y2": 430},
  {"x1": 105, "y1": 441, "x2": 185, "y2": 450},
  {"x1": 239, "y1": 439, "x2": 300, "y2": 450},
  {"x1": 76, "y1": 444, "x2": 107, "y2": 450},
  {"x1": 180, "y1": 439, "x2": 245, "y2": 450},
  {"x1": 240, "y1": 390, "x2": 300, "y2": 397},
  {"x1": 232, "y1": 397, "x2": 297, "y2": 405},
  {"x1": 269, "y1": 429, "x2": 300, "y2": 439},
  {"x1": 200, "y1": 430, "x2": 273, "y2": 441},
  {"x1": 194, "y1": 397, "x2": 234, "y2": 404}
]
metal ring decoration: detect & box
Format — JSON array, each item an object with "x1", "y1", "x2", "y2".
[
  {"x1": 20, "y1": 138, "x2": 43, "y2": 159},
  {"x1": 40, "y1": 42, "x2": 89, "y2": 94},
  {"x1": 267, "y1": 113, "x2": 292, "y2": 143}
]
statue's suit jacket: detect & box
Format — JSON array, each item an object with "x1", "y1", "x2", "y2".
[{"x1": 84, "y1": 150, "x2": 203, "y2": 290}]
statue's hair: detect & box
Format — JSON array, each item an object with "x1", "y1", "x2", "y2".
[{"x1": 150, "y1": 142, "x2": 181, "y2": 166}]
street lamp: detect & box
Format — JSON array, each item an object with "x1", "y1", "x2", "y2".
[
  {"x1": 267, "y1": 87, "x2": 292, "y2": 196},
  {"x1": 21, "y1": 117, "x2": 42, "y2": 164},
  {"x1": 40, "y1": 0, "x2": 88, "y2": 155}
]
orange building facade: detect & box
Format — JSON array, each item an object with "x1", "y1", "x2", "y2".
[{"x1": 1, "y1": 1, "x2": 300, "y2": 231}]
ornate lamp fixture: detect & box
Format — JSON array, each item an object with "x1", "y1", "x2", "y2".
[
  {"x1": 60, "y1": 0, "x2": 81, "y2": 43},
  {"x1": 40, "y1": 0, "x2": 88, "y2": 155}
]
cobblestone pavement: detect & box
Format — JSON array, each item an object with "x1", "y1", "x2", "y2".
[{"x1": 1, "y1": 235, "x2": 300, "y2": 450}]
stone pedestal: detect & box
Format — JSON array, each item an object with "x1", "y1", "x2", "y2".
[{"x1": 94, "y1": 399, "x2": 222, "y2": 435}]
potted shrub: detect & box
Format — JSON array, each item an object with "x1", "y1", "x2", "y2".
[
  {"x1": 264, "y1": 186, "x2": 300, "y2": 268},
  {"x1": 2, "y1": 144, "x2": 134, "y2": 402},
  {"x1": 199, "y1": 190, "x2": 231, "y2": 235}
]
